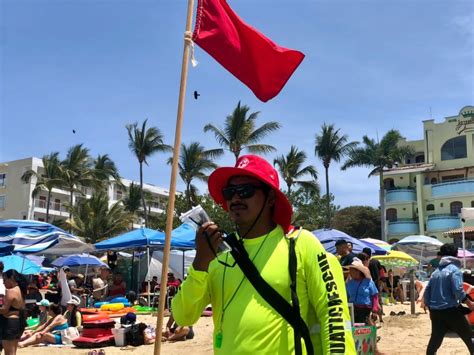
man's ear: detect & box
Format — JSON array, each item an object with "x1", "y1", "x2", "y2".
[{"x1": 267, "y1": 189, "x2": 276, "y2": 207}]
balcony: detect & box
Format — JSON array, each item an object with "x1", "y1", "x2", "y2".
[
  {"x1": 431, "y1": 178, "x2": 474, "y2": 198},
  {"x1": 427, "y1": 214, "x2": 461, "y2": 232},
  {"x1": 385, "y1": 188, "x2": 417, "y2": 203},
  {"x1": 34, "y1": 200, "x2": 69, "y2": 216},
  {"x1": 387, "y1": 218, "x2": 420, "y2": 235}
]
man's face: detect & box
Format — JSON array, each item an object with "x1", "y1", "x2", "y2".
[
  {"x1": 335, "y1": 244, "x2": 347, "y2": 256},
  {"x1": 100, "y1": 268, "x2": 109, "y2": 279},
  {"x1": 224, "y1": 176, "x2": 274, "y2": 228}
]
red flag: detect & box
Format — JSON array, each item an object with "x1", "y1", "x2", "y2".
[{"x1": 193, "y1": 0, "x2": 305, "y2": 102}]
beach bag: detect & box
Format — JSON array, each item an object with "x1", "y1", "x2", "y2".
[
  {"x1": 125, "y1": 323, "x2": 147, "y2": 346},
  {"x1": 60, "y1": 326, "x2": 80, "y2": 344}
]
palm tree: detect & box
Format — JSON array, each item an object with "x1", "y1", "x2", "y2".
[
  {"x1": 169, "y1": 142, "x2": 223, "y2": 208},
  {"x1": 123, "y1": 182, "x2": 142, "y2": 227},
  {"x1": 273, "y1": 146, "x2": 319, "y2": 196},
  {"x1": 66, "y1": 190, "x2": 133, "y2": 243},
  {"x1": 126, "y1": 119, "x2": 172, "y2": 227},
  {"x1": 21, "y1": 152, "x2": 62, "y2": 222},
  {"x1": 341, "y1": 129, "x2": 414, "y2": 240},
  {"x1": 93, "y1": 154, "x2": 122, "y2": 190},
  {"x1": 204, "y1": 101, "x2": 280, "y2": 161},
  {"x1": 59, "y1": 144, "x2": 94, "y2": 219},
  {"x1": 315, "y1": 123, "x2": 358, "y2": 227}
]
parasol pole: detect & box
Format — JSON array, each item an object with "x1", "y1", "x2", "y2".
[
  {"x1": 147, "y1": 246, "x2": 151, "y2": 306},
  {"x1": 154, "y1": 0, "x2": 195, "y2": 352},
  {"x1": 461, "y1": 218, "x2": 466, "y2": 269}
]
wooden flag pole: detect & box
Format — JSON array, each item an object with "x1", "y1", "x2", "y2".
[{"x1": 153, "y1": 0, "x2": 195, "y2": 353}]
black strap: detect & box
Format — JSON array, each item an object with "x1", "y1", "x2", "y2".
[{"x1": 226, "y1": 233, "x2": 314, "y2": 355}]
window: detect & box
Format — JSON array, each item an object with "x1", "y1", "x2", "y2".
[
  {"x1": 0, "y1": 174, "x2": 5, "y2": 187},
  {"x1": 38, "y1": 196, "x2": 46, "y2": 208},
  {"x1": 383, "y1": 178, "x2": 395, "y2": 189},
  {"x1": 430, "y1": 178, "x2": 437, "y2": 184},
  {"x1": 54, "y1": 199, "x2": 60, "y2": 211},
  {"x1": 427, "y1": 204, "x2": 435, "y2": 211},
  {"x1": 441, "y1": 136, "x2": 467, "y2": 160},
  {"x1": 0, "y1": 196, "x2": 5, "y2": 209},
  {"x1": 450, "y1": 201, "x2": 463, "y2": 216},
  {"x1": 415, "y1": 155, "x2": 425, "y2": 163},
  {"x1": 386, "y1": 208, "x2": 397, "y2": 222},
  {"x1": 442, "y1": 174, "x2": 464, "y2": 182},
  {"x1": 471, "y1": 201, "x2": 474, "y2": 208}
]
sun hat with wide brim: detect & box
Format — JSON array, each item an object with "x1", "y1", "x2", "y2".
[
  {"x1": 345, "y1": 258, "x2": 372, "y2": 279},
  {"x1": 208, "y1": 155, "x2": 293, "y2": 233}
]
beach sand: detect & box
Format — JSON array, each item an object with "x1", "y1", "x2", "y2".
[{"x1": 16, "y1": 303, "x2": 472, "y2": 354}]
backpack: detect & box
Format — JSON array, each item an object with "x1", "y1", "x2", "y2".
[{"x1": 125, "y1": 323, "x2": 147, "y2": 346}]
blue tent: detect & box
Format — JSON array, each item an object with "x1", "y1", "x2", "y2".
[
  {"x1": 150, "y1": 223, "x2": 195, "y2": 249},
  {"x1": 312, "y1": 229, "x2": 387, "y2": 256},
  {"x1": 52, "y1": 254, "x2": 107, "y2": 267},
  {"x1": 0, "y1": 219, "x2": 90, "y2": 254},
  {"x1": 95, "y1": 225, "x2": 195, "y2": 251}
]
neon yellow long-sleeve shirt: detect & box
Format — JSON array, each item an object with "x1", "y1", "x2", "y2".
[{"x1": 172, "y1": 226, "x2": 356, "y2": 354}]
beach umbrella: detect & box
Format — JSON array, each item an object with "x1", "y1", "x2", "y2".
[
  {"x1": 0, "y1": 254, "x2": 41, "y2": 274},
  {"x1": 391, "y1": 235, "x2": 443, "y2": 265},
  {"x1": 0, "y1": 219, "x2": 94, "y2": 255},
  {"x1": 0, "y1": 242, "x2": 14, "y2": 255},
  {"x1": 312, "y1": 229, "x2": 388, "y2": 256},
  {"x1": 373, "y1": 250, "x2": 419, "y2": 268},
  {"x1": 458, "y1": 249, "x2": 474, "y2": 259},
  {"x1": 360, "y1": 238, "x2": 391, "y2": 250},
  {"x1": 51, "y1": 254, "x2": 106, "y2": 267}
]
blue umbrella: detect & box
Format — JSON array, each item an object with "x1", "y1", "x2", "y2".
[
  {"x1": 51, "y1": 254, "x2": 106, "y2": 267},
  {"x1": 312, "y1": 229, "x2": 387, "y2": 256},
  {"x1": 0, "y1": 254, "x2": 41, "y2": 274}
]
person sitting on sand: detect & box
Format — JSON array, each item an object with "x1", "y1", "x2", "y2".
[
  {"x1": 19, "y1": 303, "x2": 68, "y2": 347},
  {"x1": 63, "y1": 298, "x2": 82, "y2": 329},
  {"x1": 20, "y1": 299, "x2": 51, "y2": 341},
  {"x1": 162, "y1": 313, "x2": 194, "y2": 342},
  {"x1": 345, "y1": 258, "x2": 379, "y2": 325},
  {"x1": 382, "y1": 269, "x2": 404, "y2": 303},
  {"x1": 107, "y1": 272, "x2": 126, "y2": 299}
]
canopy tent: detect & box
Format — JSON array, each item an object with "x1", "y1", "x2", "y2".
[
  {"x1": 373, "y1": 250, "x2": 419, "y2": 268},
  {"x1": 0, "y1": 219, "x2": 94, "y2": 255},
  {"x1": 95, "y1": 224, "x2": 195, "y2": 251},
  {"x1": 391, "y1": 235, "x2": 443, "y2": 265},
  {"x1": 52, "y1": 254, "x2": 106, "y2": 268},
  {"x1": 458, "y1": 249, "x2": 474, "y2": 259},
  {"x1": 312, "y1": 229, "x2": 388, "y2": 256},
  {"x1": 0, "y1": 254, "x2": 41, "y2": 274},
  {"x1": 146, "y1": 250, "x2": 196, "y2": 281},
  {"x1": 360, "y1": 238, "x2": 391, "y2": 250}
]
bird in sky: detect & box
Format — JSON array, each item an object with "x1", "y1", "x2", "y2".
[
  {"x1": 72, "y1": 129, "x2": 76, "y2": 134},
  {"x1": 193, "y1": 90, "x2": 200, "y2": 100}
]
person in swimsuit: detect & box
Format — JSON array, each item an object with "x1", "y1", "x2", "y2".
[
  {"x1": 0, "y1": 269, "x2": 27, "y2": 355},
  {"x1": 18, "y1": 303, "x2": 68, "y2": 347}
]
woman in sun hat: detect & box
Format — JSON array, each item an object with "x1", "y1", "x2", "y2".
[
  {"x1": 345, "y1": 258, "x2": 380, "y2": 324},
  {"x1": 172, "y1": 155, "x2": 356, "y2": 354}
]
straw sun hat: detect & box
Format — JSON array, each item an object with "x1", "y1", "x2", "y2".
[{"x1": 345, "y1": 258, "x2": 372, "y2": 279}]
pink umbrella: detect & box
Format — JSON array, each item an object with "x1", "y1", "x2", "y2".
[{"x1": 458, "y1": 249, "x2": 474, "y2": 258}]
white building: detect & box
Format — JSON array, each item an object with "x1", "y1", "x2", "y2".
[{"x1": 0, "y1": 157, "x2": 169, "y2": 224}]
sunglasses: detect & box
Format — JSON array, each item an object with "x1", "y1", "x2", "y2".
[{"x1": 222, "y1": 183, "x2": 267, "y2": 201}]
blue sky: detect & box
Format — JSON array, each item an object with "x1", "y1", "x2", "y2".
[{"x1": 1, "y1": 0, "x2": 473, "y2": 208}]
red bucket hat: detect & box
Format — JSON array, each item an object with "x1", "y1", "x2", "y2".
[{"x1": 208, "y1": 155, "x2": 293, "y2": 233}]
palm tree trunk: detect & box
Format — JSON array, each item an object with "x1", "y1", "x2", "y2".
[
  {"x1": 46, "y1": 190, "x2": 52, "y2": 223},
  {"x1": 379, "y1": 170, "x2": 386, "y2": 241},
  {"x1": 140, "y1": 162, "x2": 148, "y2": 227},
  {"x1": 186, "y1": 182, "x2": 192, "y2": 209},
  {"x1": 325, "y1": 165, "x2": 330, "y2": 227},
  {"x1": 69, "y1": 188, "x2": 74, "y2": 220},
  {"x1": 287, "y1": 182, "x2": 292, "y2": 196}
]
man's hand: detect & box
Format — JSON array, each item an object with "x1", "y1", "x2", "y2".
[{"x1": 193, "y1": 222, "x2": 223, "y2": 272}]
